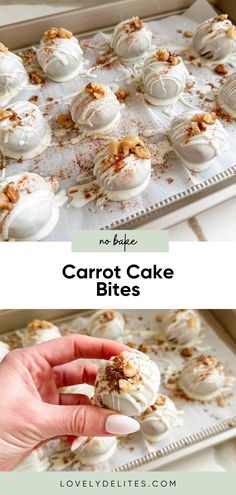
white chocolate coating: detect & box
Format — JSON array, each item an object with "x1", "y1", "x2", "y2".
[
  {"x1": 193, "y1": 16, "x2": 236, "y2": 62},
  {"x1": 70, "y1": 85, "x2": 120, "y2": 135},
  {"x1": 0, "y1": 101, "x2": 51, "y2": 159},
  {"x1": 72, "y1": 436, "x2": 117, "y2": 465},
  {"x1": 87, "y1": 310, "x2": 126, "y2": 340},
  {"x1": 94, "y1": 144, "x2": 151, "y2": 201},
  {"x1": 169, "y1": 111, "x2": 226, "y2": 172},
  {"x1": 143, "y1": 53, "x2": 189, "y2": 106},
  {"x1": 0, "y1": 50, "x2": 28, "y2": 106},
  {"x1": 0, "y1": 340, "x2": 10, "y2": 362},
  {"x1": 23, "y1": 319, "x2": 61, "y2": 346},
  {"x1": 160, "y1": 309, "x2": 202, "y2": 347},
  {"x1": 0, "y1": 173, "x2": 59, "y2": 241},
  {"x1": 111, "y1": 17, "x2": 152, "y2": 62},
  {"x1": 94, "y1": 351, "x2": 160, "y2": 416},
  {"x1": 178, "y1": 354, "x2": 235, "y2": 401},
  {"x1": 139, "y1": 394, "x2": 184, "y2": 442},
  {"x1": 218, "y1": 72, "x2": 236, "y2": 118},
  {"x1": 37, "y1": 35, "x2": 83, "y2": 82}
]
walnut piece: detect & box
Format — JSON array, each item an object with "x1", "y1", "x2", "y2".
[
  {"x1": 124, "y1": 361, "x2": 137, "y2": 378},
  {"x1": 215, "y1": 64, "x2": 228, "y2": 75},
  {"x1": 56, "y1": 113, "x2": 74, "y2": 129},
  {"x1": 0, "y1": 107, "x2": 14, "y2": 121},
  {"x1": 155, "y1": 394, "x2": 166, "y2": 406},
  {"x1": 183, "y1": 31, "x2": 193, "y2": 38},
  {"x1": 0, "y1": 42, "x2": 8, "y2": 53},
  {"x1": 85, "y1": 82, "x2": 105, "y2": 99},
  {"x1": 156, "y1": 49, "x2": 181, "y2": 66},
  {"x1": 227, "y1": 26, "x2": 236, "y2": 39},
  {"x1": 29, "y1": 71, "x2": 45, "y2": 85},
  {"x1": 44, "y1": 27, "x2": 73, "y2": 40},
  {"x1": 108, "y1": 135, "x2": 150, "y2": 160},
  {"x1": 0, "y1": 192, "x2": 12, "y2": 212},
  {"x1": 115, "y1": 89, "x2": 128, "y2": 102},
  {"x1": 193, "y1": 112, "x2": 216, "y2": 125},
  {"x1": 215, "y1": 14, "x2": 228, "y2": 22},
  {"x1": 119, "y1": 379, "x2": 133, "y2": 392},
  {"x1": 181, "y1": 347, "x2": 193, "y2": 358},
  {"x1": 129, "y1": 17, "x2": 144, "y2": 31},
  {"x1": 188, "y1": 316, "x2": 197, "y2": 328},
  {"x1": 4, "y1": 182, "x2": 20, "y2": 204},
  {"x1": 27, "y1": 319, "x2": 54, "y2": 331}
]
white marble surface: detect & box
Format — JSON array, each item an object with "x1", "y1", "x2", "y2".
[{"x1": 0, "y1": 0, "x2": 235, "y2": 471}]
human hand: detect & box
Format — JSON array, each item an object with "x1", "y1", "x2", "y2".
[{"x1": 0, "y1": 335, "x2": 139, "y2": 471}]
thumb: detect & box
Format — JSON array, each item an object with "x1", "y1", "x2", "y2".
[{"x1": 39, "y1": 403, "x2": 140, "y2": 439}]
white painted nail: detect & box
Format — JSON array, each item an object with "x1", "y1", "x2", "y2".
[
  {"x1": 105, "y1": 415, "x2": 140, "y2": 435},
  {"x1": 70, "y1": 436, "x2": 85, "y2": 452}
]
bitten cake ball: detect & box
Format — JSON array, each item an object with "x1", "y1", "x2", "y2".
[
  {"x1": 143, "y1": 49, "x2": 189, "y2": 106},
  {"x1": 0, "y1": 43, "x2": 28, "y2": 106},
  {"x1": 72, "y1": 437, "x2": 117, "y2": 466},
  {"x1": 0, "y1": 173, "x2": 59, "y2": 241},
  {"x1": 217, "y1": 72, "x2": 236, "y2": 119},
  {"x1": 169, "y1": 111, "x2": 226, "y2": 172},
  {"x1": 94, "y1": 135, "x2": 151, "y2": 201},
  {"x1": 111, "y1": 17, "x2": 152, "y2": 62},
  {"x1": 0, "y1": 340, "x2": 10, "y2": 362},
  {"x1": 37, "y1": 27, "x2": 83, "y2": 82},
  {"x1": 159, "y1": 309, "x2": 202, "y2": 347},
  {"x1": 0, "y1": 102, "x2": 51, "y2": 159},
  {"x1": 178, "y1": 354, "x2": 235, "y2": 401},
  {"x1": 193, "y1": 14, "x2": 236, "y2": 61},
  {"x1": 139, "y1": 394, "x2": 183, "y2": 442},
  {"x1": 23, "y1": 319, "x2": 61, "y2": 346},
  {"x1": 87, "y1": 310, "x2": 126, "y2": 340},
  {"x1": 70, "y1": 83, "x2": 121, "y2": 135},
  {"x1": 94, "y1": 351, "x2": 160, "y2": 416}
]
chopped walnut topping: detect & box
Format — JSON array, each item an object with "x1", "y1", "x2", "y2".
[
  {"x1": 227, "y1": 26, "x2": 236, "y2": 39},
  {"x1": 44, "y1": 27, "x2": 73, "y2": 40},
  {"x1": 215, "y1": 64, "x2": 228, "y2": 75},
  {"x1": 29, "y1": 71, "x2": 45, "y2": 85},
  {"x1": 191, "y1": 112, "x2": 216, "y2": 133},
  {"x1": 129, "y1": 17, "x2": 144, "y2": 31},
  {"x1": 56, "y1": 113, "x2": 74, "y2": 129},
  {"x1": 155, "y1": 48, "x2": 181, "y2": 66},
  {"x1": 181, "y1": 347, "x2": 193, "y2": 358},
  {"x1": 27, "y1": 319, "x2": 54, "y2": 331},
  {"x1": 29, "y1": 95, "x2": 39, "y2": 104},
  {"x1": 99, "y1": 310, "x2": 115, "y2": 322},
  {"x1": 138, "y1": 344, "x2": 148, "y2": 353},
  {"x1": 215, "y1": 14, "x2": 228, "y2": 22},
  {"x1": 184, "y1": 30, "x2": 193, "y2": 38},
  {"x1": 0, "y1": 192, "x2": 12, "y2": 212},
  {"x1": 124, "y1": 361, "x2": 137, "y2": 378},
  {"x1": 0, "y1": 42, "x2": 8, "y2": 53},
  {"x1": 185, "y1": 82, "x2": 194, "y2": 90},
  {"x1": 107, "y1": 135, "x2": 150, "y2": 162},
  {"x1": 155, "y1": 394, "x2": 166, "y2": 406},
  {"x1": 85, "y1": 82, "x2": 106, "y2": 99},
  {"x1": 115, "y1": 89, "x2": 128, "y2": 102},
  {"x1": 119, "y1": 379, "x2": 133, "y2": 392},
  {"x1": 196, "y1": 354, "x2": 220, "y2": 369},
  {"x1": 4, "y1": 182, "x2": 20, "y2": 204},
  {"x1": 0, "y1": 107, "x2": 14, "y2": 121}
]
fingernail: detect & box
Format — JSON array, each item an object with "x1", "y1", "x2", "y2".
[
  {"x1": 70, "y1": 436, "x2": 85, "y2": 452},
  {"x1": 105, "y1": 415, "x2": 140, "y2": 435}
]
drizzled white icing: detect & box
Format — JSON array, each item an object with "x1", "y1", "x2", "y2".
[
  {"x1": 169, "y1": 110, "x2": 226, "y2": 172},
  {"x1": 143, "y1": 53, "x2": 189, "y2": 106},
  {"x1": 0, "y1": 173, "x2": 59, "y2": 241},
  {"x1": 139, "y1": 394, "x2": 184, "y2": 442},
  {"x1": 37, "y1": 35, "x2": 83, "y2": 82},
  {"x1": 111, "y1": 18, "x2": 152, "y2": 62},
  {"x1": 178, "y1": 355, "x2": 235, "y2": 401},
  {"x1": 70, "y1": 85, "x2": 121, "y2": 135},
  {"x1": 218, "y1": 72, "x2": 236, "y2": 118},
  {"x1": 0, "y1": 340, "x2": 10, "y2": 362},
  {"x1": 193, "y1": 16, "x2": 236, "y2": 61},
  {"x1": 160, "y1": 309, "x2": 202, "y2": 347},
  {"x1": 0, "y1": 50, "x2": 28, "y2": 106},
  {"x1": 72, "y1": 437, "x2": 117, "y2": 465},
  {"x1": 93, "y1": 144, "x2": 151, "y2": 201},
  {"x1": 87, "y1": 310, "x2": 126, "y2": 340},
  {"x1": 95, "y1": 352, "x2": 160, "y2": 416},
  {"x1": 0, "y1": 101, "x2": 51, "y2": 159}
]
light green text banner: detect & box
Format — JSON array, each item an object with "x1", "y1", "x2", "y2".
[
  {"x1": 0, "y1": 472, "x2": 235, "y2": 495},
  {"x1": 72, "y1": 230, "x2": 169, "y2": 252}
]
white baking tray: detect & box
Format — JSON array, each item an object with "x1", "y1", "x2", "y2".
[
  {"x1": 1, "y1": 1, "x2": 236, "y2": 233},
  {"x1": 0, "y1": 309, "x2": 235, "y2": 471}
]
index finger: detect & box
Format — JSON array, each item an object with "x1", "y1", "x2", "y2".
[{"x1": 30, "y1": 334, "x2": 130, "y2": 367}]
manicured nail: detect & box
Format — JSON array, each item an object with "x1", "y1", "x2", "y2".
[
  {"x1": 70, "y1": 437, "x2": 85, "y2": 452},
  {"x1": 105, "y1": 415, "x2": 140, "y2": 435}
]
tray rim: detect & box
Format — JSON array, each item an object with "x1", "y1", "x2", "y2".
[
  {"x1": 1, "y1": 309, "x2": 235, "y2": 471},
  {"x1": 1, "y1": 2, "x2": 236, "y2": 232}
]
